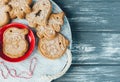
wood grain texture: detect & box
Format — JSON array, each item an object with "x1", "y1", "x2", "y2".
[
  {"x1": 52, "y1": 0, "x2": 120, "y2": 82},
  {"x1": 72, "y1": 32, "x2": 120, "y2": 64},
  {"x1": 54, "y1": 66, "x2": 120, "y2": 82},
  {"x1": 53, "y1": 0, "x2": 120, "y2": 31}
]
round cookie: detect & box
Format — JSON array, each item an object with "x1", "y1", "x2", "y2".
[
  {"x1": 38, "y1": 33, "x2": 69, "y2": 59},
  {"x1": 3, "y1": 27, "x2": 29, "y2": 58}
]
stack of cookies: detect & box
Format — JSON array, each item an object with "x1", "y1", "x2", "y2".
[{"x1": 0, "y1": 0, "x2": 69, "y2": 59}]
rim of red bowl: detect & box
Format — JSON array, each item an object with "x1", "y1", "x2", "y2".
[{"x1": 0, "y1": 23, "x2": 35, "y2": 62}]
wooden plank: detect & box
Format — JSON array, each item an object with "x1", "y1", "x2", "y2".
[
  {"x1": 53, "y1": 0, "x2": 120, "y2": 31},
  {"x1": 52, "y1": 0, "x2": 120, "y2": 82},
  {"x1": 54, "y1": 66, "x2": 120, "y2": 82},
  {"x1": 72, "y1": 31, "x2": 120, "y2": 64}
]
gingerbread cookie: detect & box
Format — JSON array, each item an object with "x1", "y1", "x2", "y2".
[
  {"x1": 36, "y1": 12, "x2": 64, "y2": 39},
  {"x1": 26, "y1": 0, "x2": 52, "y2": 27},
  {"x1": 3, "y1": 27, "x2": 29, "y2": 58},
  {"x1": 48, "y1": 12, "x2": 64, "y2": 32},
  {"x1": 0, "y1": 0, "x2": 11, "y2": 27},
  {"x1": 38, "y1": 33, "x2": 69, "y2": 59},
  {"x1": 9, "y1": 0, "x2": 32, "y2": 19},
  {"x1": 36, "y1": 25, "x2": 56, "y2": 39}
]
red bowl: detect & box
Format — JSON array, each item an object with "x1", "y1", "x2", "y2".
[{"x1": 0, "y1": 23, "x2": 35, "y2": 62}]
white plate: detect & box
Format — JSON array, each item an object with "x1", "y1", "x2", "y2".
[{"x1": 0, "y1": 0, "x2": 72, "y2": 82}]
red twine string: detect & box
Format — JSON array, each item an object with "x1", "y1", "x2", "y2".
[{"x1": 0, "y1": 57, "x2": 38, "y2": 79}]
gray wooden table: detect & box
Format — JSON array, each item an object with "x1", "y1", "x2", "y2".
[{"x1": 53, "y1": 0, "x2": 120, "y2": 82}]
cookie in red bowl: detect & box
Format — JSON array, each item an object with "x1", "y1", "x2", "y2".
[{"x1": 0, "y1": 23, "x2": 35, "y2": 62}]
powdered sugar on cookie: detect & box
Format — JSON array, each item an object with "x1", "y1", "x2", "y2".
[
  {"x1": 26, "y1": 0, "x2": 52, "y2": 27},
  {"x1": 3, "y1": 27, "x2": 29, "y2": 58},
  {"x1": 9, "y1": 0, "x2": 32, "y2": 19}
]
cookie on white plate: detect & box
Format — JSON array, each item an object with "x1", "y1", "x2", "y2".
[
  {"x1": 36, "y1": 12, "x2": 64, "y2": 39},
  {"x1": 9, "y1": 0, "x2": 32, "y2": 19},
  {"x1": 26, "y1": 0, "x2": 52, "y2": 27},
  {"x1": 38, "y1": 33, "x2": 69, "y2": 59}
]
